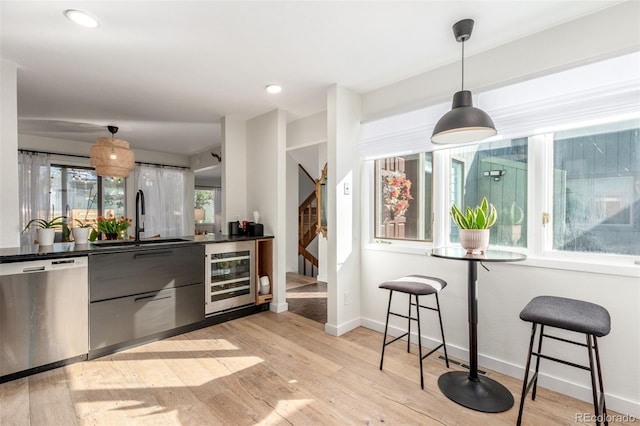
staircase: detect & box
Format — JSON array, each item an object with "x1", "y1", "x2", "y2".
[{"x1": 298, "y1": 165, "x2": 319, "y2": 277}]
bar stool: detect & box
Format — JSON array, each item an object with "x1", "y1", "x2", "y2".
[
  {"x1": 379, "y1": 275, "x2": 449, "y2": 389},
  {"x1": 517, "y1": 296, "x2": 611, "y2": 426}
]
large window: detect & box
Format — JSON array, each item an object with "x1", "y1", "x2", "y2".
[
  {"x1": 364, "y1": 54, "x2": 640, "y2": 263},
  {"x1": 448, "y1": 138, "x2": 529, "y2": 248},
  {"x1": 553, "y1": 121, "x2": 640, "y2": 255},
  {"x1": 50, "y1": 165, "x2": 126, "y2": 239},
  {"x1": 374, "y1": 153, "x2": 432, "y2": 241}
]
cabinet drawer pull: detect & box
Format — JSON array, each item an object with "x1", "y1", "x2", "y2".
[
  {"x1": 134, "y1": 294, "x2": 172, "y2": 303},
  {"x1": 133, "y1": 250, "x2": 173, "y2": 259}
]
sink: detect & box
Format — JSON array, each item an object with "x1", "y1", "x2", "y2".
[{"x1": 91, "y1": 238, "x2": 191, "y2": 248}]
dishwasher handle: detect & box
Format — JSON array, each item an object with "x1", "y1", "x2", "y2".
[{"x1": 0, "y1": 257, "x2": 88, "y2": 276}]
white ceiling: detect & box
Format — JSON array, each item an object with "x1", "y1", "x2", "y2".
[{"x1": 1, "y1": 1, "x2": 620, "y2": 156}]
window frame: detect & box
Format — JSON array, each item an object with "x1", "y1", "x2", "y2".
[
  {"x1": 366, "y1": 123, "x2": 640, "y2": 277},
  {"x1": 51, "y1": 163, "x2": 127, "y2": 222},
  {"x1": 373, "y1": 153, "x2": 434, "y2": 242}
]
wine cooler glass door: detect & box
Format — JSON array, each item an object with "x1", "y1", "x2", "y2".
[{"x1": 206, "y1": 241, "x2": 255, "y2": 314}]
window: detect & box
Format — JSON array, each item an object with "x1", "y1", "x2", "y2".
[
  {"x1": 553, "y1": 121, "x2": 640, "y2": 255},
  {"x1": 374, "y1": 153, "x2": 432, "y2": 241},
  {"x1": 195, "y1": 188, "x2": 216, "y2": 223},
  {"x1": 448, "y1": 138, "x2": 529, "y2": 248},
  {"x1": 102, "y1": 176, "x2": 126, "y2": 218},
  {"x1": 363, "y1": 54, "x2": 640, "y2": 265},
  {"x1": 50, "y1": 165, "x2": 126, "y2": 239}
]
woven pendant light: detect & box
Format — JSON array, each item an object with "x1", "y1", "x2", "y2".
[{"x1": 90, "y1": 126, "x2": 135, "y2": 177}]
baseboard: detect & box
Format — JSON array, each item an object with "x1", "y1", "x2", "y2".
[
  {"x1": 325, "y1": 317, "x2": 361, "y2": 337},
  {"x1": 270, "y1": 301, "x2": 289, "y2": 313},
  {"x1": 360, "y1": 317, "x2": 640, "y2": 418}
]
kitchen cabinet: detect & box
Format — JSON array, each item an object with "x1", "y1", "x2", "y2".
[
  {"x1": 90, "y1": 285, "x2": 202, "y2": 351},
  {"x1": 89, "y1": 245, "x2": 204, "y2": 356},
  {"x1": 255, "y1": 238, "x2": 273, "y2": 305}
]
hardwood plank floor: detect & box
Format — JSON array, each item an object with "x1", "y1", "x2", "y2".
[
  {"x1": 0, "y1": 311, "x2": 630, "y2": 425},
  {"x1": 286, "y1": 272, "x2": 327, "y2": 324}
]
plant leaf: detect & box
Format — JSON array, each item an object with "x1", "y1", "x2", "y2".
[
  {"x1": 465, "y1": 207, "x2": 475, "y2": 229},
  {"x1": 450, "y1": 204, "x2": 468, "y2": 228},
  {"x1": 476, "y1": 208, "x2": 487, "y2": 229},
  {"x1": 486, "y1": 204, "x2": 498, "y2": 228},
  {"x1": 480, "y1": 197, "x2": 489, "y2": 216}
]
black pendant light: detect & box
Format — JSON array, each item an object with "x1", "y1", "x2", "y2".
[{"x1": 431, "y1": 19, "x2": 496, "y2": 144}]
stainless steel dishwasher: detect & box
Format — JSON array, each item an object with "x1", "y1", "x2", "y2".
[{"x1": 0, "y1": 257, "x2": 88, "y2": 380}]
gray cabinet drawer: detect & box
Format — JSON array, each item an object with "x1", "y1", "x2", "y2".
[
  {"x1": 89, "y1": 283, "x2": 204, "y2": 351},
  {"x1": 89, "y1": 245, "x2": 204, "y2": 302}
]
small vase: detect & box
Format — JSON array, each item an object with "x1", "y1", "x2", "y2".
[
  {"x1": 105, "y1": 233, "x2": 118, "y2": 240},
  {"x1": 36, "y1": 228, "x2": 56, "y2": 246},
  {"x1": 459, "y1": 229, "x2": 490, "y2": 254},
  {"x1": 117, "y1": 229, "x2": 128, "y2": 240},
  {"x1": 72, "y1": 227, "x2": 90, "y2": 243}
]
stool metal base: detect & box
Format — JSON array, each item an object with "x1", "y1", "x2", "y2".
[{"x1": 438, "y1": 371, "x2": 514, "y2": 413}]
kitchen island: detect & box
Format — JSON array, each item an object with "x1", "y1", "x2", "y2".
[{"x1": 0, "y1": 234, "x2": 274, "y2": 383}]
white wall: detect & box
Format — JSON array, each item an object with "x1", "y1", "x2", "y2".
[
  {"x1": 0, "y1": 60, "x2": 19, "y2": 248},
  {"x1": 287, "y1": 110, "x2": 327, "y2": 150},
  {"x1": 19, "y1": 134, "x2": 190, "y2": 167},
  {"x1": 285, "y1": 152, "x2": 299, "y2": 273},
  {"x1": 362, "y1": 1, "x2": 640, "y2": 122},
  {"x1": 360, "y1": 248, "x2": 640, "y2": 416},
  {"x1": 221, "y1": 116, "x2": 247, "y2": 231},
  {"x1": 326, "y1": 85, "x2": 361, "y2": 336},
  {"x1": 356, "y1": 3, "x2": 640, "y2": 416},
  {"x1": 246, "y1": 109, "x2": 288, "y2": 313}
]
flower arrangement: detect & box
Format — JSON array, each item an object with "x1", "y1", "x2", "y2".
[
  {"x1": 97, "y1": 214, "x2": 132, "y2": 238},
  {"x1": 382, "y1": 171, "x2": 413, "y2": 218}
]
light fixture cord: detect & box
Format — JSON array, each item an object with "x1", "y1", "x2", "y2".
[{"x1": 461, "y1": 39, "x2": 465, "y2": 91}]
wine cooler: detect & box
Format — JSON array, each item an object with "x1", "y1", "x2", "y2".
[{"x1": 205, "y1": 241, "x2": 254, "y2": 315}]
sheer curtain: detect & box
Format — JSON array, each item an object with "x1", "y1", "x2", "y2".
[
  {"x1": 135, "y1": 164, "x2": 194, "y2": 237},
  {"x1": 18, "y1": 152, "x2": 51, "y2": 245}
]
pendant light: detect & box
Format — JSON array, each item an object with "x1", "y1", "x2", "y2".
[
  {"x1": 431, "y1": 19, "x2": 497, "y2": 144},
  {"x1": 90, "y1": 125, "x2": 135, "y2": 177}
]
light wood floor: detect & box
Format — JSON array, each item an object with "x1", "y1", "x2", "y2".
[{"x1": 0, "y1": 311, "x2": 627, "y2": 425}]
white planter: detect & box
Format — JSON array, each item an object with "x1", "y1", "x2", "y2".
[
  {"x1": 72, "y1": 227, "x2": 90, "y2": 243},
  {"x1": 36, "y1": 228, "x2": 55, "y2": 246},
  {"x1": 459, "y1": 229, "x2": 490, "y2": 254}
]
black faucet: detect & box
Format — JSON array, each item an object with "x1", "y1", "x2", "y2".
[{"x1": 135, "y1": 190, "x2": 145, "y2": 242}]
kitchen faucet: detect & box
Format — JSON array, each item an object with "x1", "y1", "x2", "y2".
[{"x1": 135, "y1": 190, "x2": 145, "y2": 242}]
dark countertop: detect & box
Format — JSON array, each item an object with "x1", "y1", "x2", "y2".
[{"x1": 0, "y1": 234, "x2": 273, "y2": 263}]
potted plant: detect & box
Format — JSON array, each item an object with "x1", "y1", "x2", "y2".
[
  {"x1": 450, "y1": 197, "x2": 497, "y2": 254},
  {"x1": 72, "y1": 219, "x2": 94, "y2": 244},
  {"x1": 499, "y1": 201, "x2": 524, "y2": 244},
  {"x1": 96, "y1": 214, "x2": 132, "y2": 240},
  {"x1": 23, "y1": 216, "x2": 66, "y2": 246}
]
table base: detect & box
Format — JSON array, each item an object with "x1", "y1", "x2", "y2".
[{"x1": 438, "y1": 371, "x2": 514, "y2": 413}]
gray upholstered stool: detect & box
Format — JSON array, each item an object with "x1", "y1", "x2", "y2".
[
  {"x1": 517, "y1": 296, "x2": 611, "y2": 426},
  {"x1": 379, "y1": 275, "x2": 449, "y2": 389}
]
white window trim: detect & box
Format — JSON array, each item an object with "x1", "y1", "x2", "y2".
[
  {"x1": 364, "y1": 130, "x2": 640, "y2": 278},
  {"x1": 362, "y1": 53, "x2": 640, "y2": 278}
]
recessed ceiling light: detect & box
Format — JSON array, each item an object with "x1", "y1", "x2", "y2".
[
  {"x1": 64, "y1": 10, "x2": 100, "y2": 28},
  {"x1": 265, "y1": 85, "x2": 282, "y2": 94}
]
